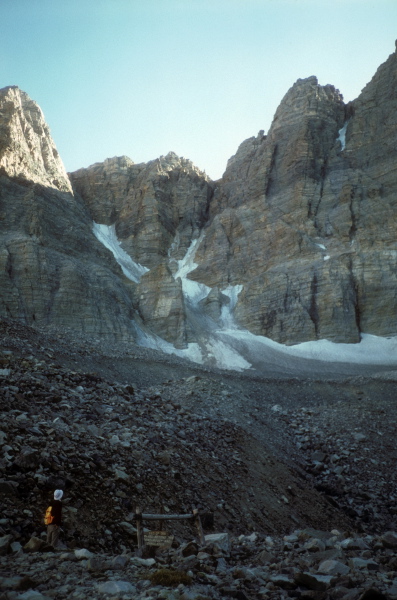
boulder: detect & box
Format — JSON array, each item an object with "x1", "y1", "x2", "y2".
[
  {"x1": 270, "y1": 574, "x2": 297, "y2": 590},
  {"x1": 181, "y1": 541, "x2": 199, "y2": 557},
  {"x1": 318, "y1": 560, "x2": 350, "y2": 576},
  {"x1": 379, "y1": 531, "x2": 397, "y2": 548},
  {"x1": 295, "y1": 572, "x2": 335, "y2": 591},
  {"x1": 253, "y1": 549, "x2": 274, "y2": 565},
  {"x1": 74, "y1": 548, "x2": 94, "y2": 560},
  {"x1": 86, "y1": 556, "x2": 108, "y2": 571},
  {"x1": 0, "y1": 534, "x2": 13, "y2": 555},
  {"x1": 204, "y1": 533, "x2": 230, "y2": 553},
  {"x1": 23, "y1": 537, "x2": 45, "y2": 553},
  {"x1": 97, "y1": 580, "x2": 136, "y2": 595},
  {"x1": 0, "y1": 480, "x2": 19, "y2": 496}
]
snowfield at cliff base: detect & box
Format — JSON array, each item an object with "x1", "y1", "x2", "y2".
[
  {"x1": 136, "y1": 324, "x2": 397, "y2": 373},
  {"x1": 228, "y1": 330, "x2": 397, "y2": 365},
  {"x1": 93, "y1": 221, "x2": 397, "y2": 372}
]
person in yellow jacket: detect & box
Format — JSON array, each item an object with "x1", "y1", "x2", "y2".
[{"x1": 46, "y1": 489, "x2": 63, "y2": 548}]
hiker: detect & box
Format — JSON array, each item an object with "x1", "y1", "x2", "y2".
[{"x1": 46, "y1": 489, "x2": 63, "y2": 548}]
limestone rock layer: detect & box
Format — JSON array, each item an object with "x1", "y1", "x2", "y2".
[
  {"x1": 1, "y1": 45, "x2": 397, "y2": 348},
  {"x1": 0, "y1": 86, "x2": 72, "y2": 193},
  {"x1": 192, "y1": 48, "x2": 397, "y2": 343}
]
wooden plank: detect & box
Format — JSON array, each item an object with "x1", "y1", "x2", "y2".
[
  {"x1": 140, "y1": 513, "x2": 195, "y2": 521},
  {"x1": 135, "y1": 506, "x2": 144, "y2": 549},
  {"x1": 193, "y1": 508, "x2": 205, "y2": 545}
]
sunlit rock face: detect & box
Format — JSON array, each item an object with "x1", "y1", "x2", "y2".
[
  {"x1": 70, "y1": 152, "x2": 214, "y2": 345},
  {"x1": 70, "y1": 152, "x2": 214, "y2": 269},
  {"x1": 192, "y1": 47, "x2": 397, "y2": 344},
  {"x1": 0, "y1": 86, "x2": 72, "y2": 193},
  {"x1": 137, "y1": 264, "x2": 187, "y2": 347}
]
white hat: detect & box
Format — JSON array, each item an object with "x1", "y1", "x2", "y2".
[{"x1": 54, "y1": 490, "x2": 63, "y2": 500}]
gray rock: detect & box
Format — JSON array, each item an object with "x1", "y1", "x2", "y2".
[
  {"x1": 0, "y1": 480, "x2": 18, "y2": 495},
  {"x1": 305, "y1": 538, "x2": 326, "y2": 552},
  {"x1": 74, "y1": 548, "x2": 94, "y2": 560},
  {"x1": 114, "y1": 468, "x2": 129, "y2": 481},
  {"x1": 386, "y1": 580, "x2": 397, "y2": 599},
  {"x1": 181, "y1": 541, "x2": 199, "y2": 557},
  {"x1": 0, "y1": 576, "x2": 35, "y2": 591},
  {"x1": 119, "y1": 521, "x2": 136, "y2": 536},
  {"x1": 349, "y1": 557, "x2": 379, "y2": 571},
  {"x1": 270, "y1": 574, "x2": 297, "y2": 589},
  {"x1": 253, "y1": 549, "x2": 274, "y2": 565},
  {"x1": 110, "y1": 555, "x2": 130, "y2": 570},
  {"x1": 86, "y1": 556, "x2": 108, "y2": 571},
  {"x1": 294, "y1": 572, "x2": 335, "y2": 590},
  {"x1": 130, "y1": 557, "x2": 156, "y2": 567},
  {"x1": 204, "y1": 533, "x2": 230, "y2": 553},
  {"x1": 0, "y1": 534, "x2": 13, "y2": 555},
  {"x1": 310, "y1": 548, "x2": 343, "y2": 564},
  {"x1": 18, "y1": 592, "x2": 50, "y2": 600},
  {"x1": 97, "y1": 580, "x2": 136, "y2": 595},
  {"x1": 23, "y1": 537, "x2": 44, "y2": 553},
  {"x1": 10, "y1": 541, "x2": 22, "y2": 554},
  {"x1": 379, "y1": 531, "x2": 397, "y2": 548},
  {"x1": 318, "y1": 559, "x2": 350, "y2": 575},
  {"x1": 340, "y1": 537, "x2": 368, "y2": 550},
  {"x1": 358, "y1": 588, "x2": 388, "y2": 600},
  {"x1": 332, "y1": 587, "x2": 361, "y2": 600}
]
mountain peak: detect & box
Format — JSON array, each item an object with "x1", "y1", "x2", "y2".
[{"x1": 0, "y1": 86, "x2": 72, "y2": 193}]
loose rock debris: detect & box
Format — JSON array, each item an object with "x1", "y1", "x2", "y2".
[{"x1": 1, "y1": 318, "x2": 397, "y2": 599}]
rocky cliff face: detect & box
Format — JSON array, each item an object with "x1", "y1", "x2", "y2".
[
  {"x1": 0, "y1": 87, "x2": 72, "y2": 193},
  {"x1": 70, "y1": 152, "x2": 214, "y2": 345},
  {"x1": 192, "y1": 46, "x2": 397, "y2": 344},
  {"x1": 0, "y1": 173, "x2": 139, "y2": 339},
  {"x1": 1, "y1": 45, "x2": 396, "y2": 360},
  {"x1": 0, "y1": 87, "x2": 140, "y2": 340},
  {"x1": 70, "y1": 152, "x2": 213, "y2": 268}
]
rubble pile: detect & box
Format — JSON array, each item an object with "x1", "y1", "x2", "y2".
[
  {"x1": 2, "y1": 318, "x2": 397, "y2": 600},
  {"x1": 0, "y1": 318, "x2": 352, "y2": 551},
  {"x1": 2, "y1": 528, "x2": 397, "y2": 599},
  {"x1": 0, "y1": 349, "x2": 262, "y2": 550},
  {"x1": 273, "y1": 402, "x2": 397, "y2": 532}
]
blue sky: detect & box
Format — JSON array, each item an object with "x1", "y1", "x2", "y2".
[{"x1": 1, "y1": 0, "x2": 396, "y2": 179}]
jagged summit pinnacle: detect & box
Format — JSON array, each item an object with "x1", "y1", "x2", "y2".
[{"x1": 0, "y1": 86, "x2": 72, "y2": 193}]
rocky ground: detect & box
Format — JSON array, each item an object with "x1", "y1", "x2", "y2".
[
  {"x1": 3, "y1": 528, "x2": 397, "y2": 600},
  {"x1": 1, "y1": 318, "x2": 397, "y2": 599}
]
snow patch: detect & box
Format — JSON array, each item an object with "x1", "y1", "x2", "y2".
[
  {"x1": 288, "y1": 334, "x2": 397, "y2": 365},
  {"x1": 174, "y1": 235, "x2": 211, "y2": 305},
  {"x1": 205, "y1": 338, "x2": 252, "y2": 371},
  {"x1": 167, "y1": 231, "x2": 180, "y2": 263},
  {"x1": 227, "y1": 330, "x2": 397, "y2": 366},
  {"x1": 93, "y1": 223, "x2": 149, "y2": 283},
  {"x1": 337, "y1": 120, "x2": 349, "y2": 151},
  {"x1": 132, "y1": 229, "x2": 397, "y2": 374},
  {"x1": 220, "y1": 285, "x2": 243, "y2": 329},
  {"x1": 134, "y1": 323, "x2": 203, "y2": 364}
]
